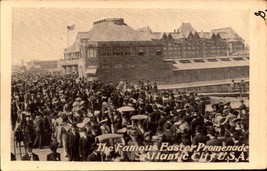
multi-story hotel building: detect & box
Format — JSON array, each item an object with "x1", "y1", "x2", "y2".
[{"x1": 60, "y1": 18, "x2": 167, "y2": 82}]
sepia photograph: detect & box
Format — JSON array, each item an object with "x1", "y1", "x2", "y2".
[{"x1": 1, "y1": 0, "x2": 266, "y2": 170}]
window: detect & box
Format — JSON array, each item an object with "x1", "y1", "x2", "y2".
[
  {"x1": 156, "y1": 46, "x2": 162, "y2": 56},
  {"x1": 114, "y1": 64, "x2": 123, "y2": 69},
  {"x1": 194, "y1": 59, "x2": 205, "y2": 63},
  {"x1": 220, "y1": 58, "x2": 231, "y2": 61},
  {"x1": 113, "y1": 47, "x2": 123, "y2": 56},
  {"x1": 127, "y1": 64, "x2": 136, "y2": 68},
  {"x1": 140, "y1": 62, "x2": 149, "y2": 67},
  {"x1": 144, "y1": 46, "x2": 150, "y2": 56},
  {"x1": 207, "y1": 58, "x2": 218, "y2": 62},
  {"x1": 124, "y1": 47, "x2": 131, "y2": 56},
  {"x1": 150, "y1": 46, "x2": 156, "y2": 55},
  {"x1": 87, "y1": 48, "x2": 96, "y2": 58},
  {"x1": 233, "y1": 57, "x2": 244, "y2": 61},
  {"x1": 179, "y1": 60, "x2": 191, "y2": 63},
  {"x1": 101, "y1": 64, "x2": 111, "y2": 69},
  {"x1": 138, "y1": 47, "x2": 144, "y2": 56}
]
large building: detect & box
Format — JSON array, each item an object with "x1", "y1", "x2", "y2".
[
  {"x1": 60, "y1": 18, "x2": 249, "y2": 84},
  {"x1": 60, "y1": 18, "x2": 166, "y2": 82},
  {"x1": 25, "y1": 60, "x2": 62, "y2": 74},
  {"x1": 137, "y1": 23, "x2": 245, "y2": 59}
]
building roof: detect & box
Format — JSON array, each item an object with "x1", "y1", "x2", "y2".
[
  {"x1": 80, "y1": 18, "x2": 152, "y2": 42},
  {"x1": 169, "y1": 32, "x2": 185, "y2": 39},
  {"x1": 151, "y1": 32, "x2": 165, "y2": 40},
  {"x1": 65, "y1": 42, "x2": 80, "y2": 53},
  {"x1": 198, "y1": 31, "x2": 211, "y2": 39},
  {"x1": 170, "y1": 57, "x2": 249, "y2": 71},
  {"x1": 178, "y1": 23, "x2": 196, "y2": 38},
  {"x1": 136, "y1": 26, "x2": 153, "y2": 33},
  {"x1": 211, "y1": 27, "x2": 244, "y2": 42}
]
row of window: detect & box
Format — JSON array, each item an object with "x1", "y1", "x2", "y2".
[
  {"x1": 98, "y1": 46, "x2": 162, "y2": 57},
  {"x1": 100, "y1": 63, "x2": 149, "y2": 69},
  {"x1": 178, "y1": 57, "x2": 246, "y2": 64},
  {"x1": 64, "y1": 52, "x2": 80, "y2": 60}
]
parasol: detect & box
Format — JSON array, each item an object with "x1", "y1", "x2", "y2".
[
  {"x1": 117, "y1": 106, "x2": 135, "y2": 112},
  {"x1": 130, "y1": 115, "x2": 148, "y2": 120}
]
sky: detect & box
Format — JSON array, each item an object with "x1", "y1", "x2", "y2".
[{"x1": 12, "y1": 8, "x2": 249, "y2": 65}]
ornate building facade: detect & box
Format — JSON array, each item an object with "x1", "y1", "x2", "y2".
[{"x1": 137, "y1": 23, "x2": 245, "y2": 59}]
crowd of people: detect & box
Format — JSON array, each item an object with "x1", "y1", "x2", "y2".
[{"x1": 11, "y1": 73, "x2": 249, "y2": 162}]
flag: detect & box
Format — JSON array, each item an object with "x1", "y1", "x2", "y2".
[{"x1": 67, "y1": 24, "x2": 75, "y2": 31}]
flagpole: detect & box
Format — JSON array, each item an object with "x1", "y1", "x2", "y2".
[{"x1": 67, "y1": 29, "x2": 69, "y2": 48}]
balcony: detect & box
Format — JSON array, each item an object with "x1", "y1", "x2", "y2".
[{"x1": 59, "y1": 58, "x2": 81, "y2": 66}]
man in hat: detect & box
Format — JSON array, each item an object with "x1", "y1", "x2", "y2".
[
  {"x1": 192, "y1": 125, "x2": 208, "y2": 146},
  {"x1": 126, "y1": 130, "x2": 142, "y2": 161},
  {"x1": 54, "y1": 111, "x2": 64, "y2": 147},
  {"x1": 22, "y1": 142, "x2": 39, "y2": 161},
  {"x1": 230, "y1": 80, "x2": 235, "y2": 93},
  {"x1": 162, "y1": 121, "x2": 174, "y2": 143},
  {"x1": 239, "y1": 99, "x2": 247, "y2": 116},
  {"x1": 65, "y1": 123, "x2": 80, "y2": 161},
  {"x1": 21, "y1": 112, "x2": 34, "y2": 153},
  {"x1": 47, "y1": 139, "x2": 61, "y2": 161},
  {"x1": 220, "y1": 109, "x2": 237, "y2": 127},
  {"x1": 33, "y1": 113, "x2": 44, "y2": 149},
  {"x1": 206, "y1": 126, "x2": 222, "y2": 146},
  {"x1": 79, "y1": 128, "x2": 91, "y2": 161},
  {"x1": 99, "y1": 118, "x2": 110, "y2": 135},
  {"x1": 87, "y1": 143, "x2": 102, "y2": 161}
]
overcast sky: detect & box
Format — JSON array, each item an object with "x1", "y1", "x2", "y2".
[{"x1": 12, "y1": 8, "x2": 249, "y2": 65}]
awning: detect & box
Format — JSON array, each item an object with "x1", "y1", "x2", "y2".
[{"x1": 86, "y1": 68, "x2": 97, "y2": 74}]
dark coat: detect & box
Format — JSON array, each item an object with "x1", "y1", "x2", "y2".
[
  {"x1": 87, "y1": 152, "x2": 102, "y2": 161},
  {"x1": 197, "y1": 101, "x2": 206, "y2": 115},
  {"x1": 22, "y1": 120, "x2": 34, "y2": 145},
  {"x1": 162, "y1": 129, "x2": 173, "y2": 143},
  {"x1": 65, "y1": 131, "x2": 80, "y2": 160},
  {"x1": 192, "y1": 133, "x2": 208, "y2": 145},
  {"x1": 22, "y1": 153, "x2": 39, "y2": 161},
  {"x1": 47, "y1": 152, "x2": 61, "y2": 161},
  {"x1": 206, "y1": 138, "x2": 222, "y2": 146},
  {"x1": 79, "y1": 137, "x2": 91, "y2": 160}
]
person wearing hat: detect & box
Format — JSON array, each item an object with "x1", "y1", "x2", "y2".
[
  {"x1": 99, "y1": 118, "x2": 110, "y2": 135},
  {"x1": 22, "y1": 142, "x2": 39, "y2": 161},
  {"x1": 87, "y1": 143, "x2": 102, "y2": 161},
  {"x1": 206, "y1": 126, "x2": 222, "y2": 146},
  {"x1": 220, "y1": 109, "x2": 237, "y2": 127},
  {"x1": 47, "y1": 139, "x2": 61, "y2": 161},
  {"x1": 191, "y1": 125, "x2": 208, "y2": 146},
  {"x1": 33, "y1": 113, "x2": 44, "y2": 149},
  {"x1": 21, "y1": 113, "x2": 34, "y2": 154},
  {"x1": 54, "y1": 111, "x2": 64, "y2": 148},
  {"x1": 65, "y1": 123, "x2": 81, "y2": 161},
  {"x1": 79, "y1": 128, "x2": 91, "y2": 161},
  {"x1": 239, "y1": 99, "x2": 247, "y2": 116},
  {"x1": 126, "y1": 129, "x2": 142, "y2": 161},
  {"x1": 162, "y1": 121, "x2": 174, "y2": 143}
]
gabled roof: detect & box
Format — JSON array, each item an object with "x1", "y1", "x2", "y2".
[
  {"x1": 151, "y1": 32, "x2": 165, "y2": 40},
  {"x1": 136, "y1": 26, "x2": 153, "y2": 33},
  {"x1": 211, "y1": 27, "x2": 244, "y2": 42},
  {"x1": 178, "y1": 23, "x2": 196, "y2": 38},
  {"x1": 198, "y1": 31, "x2": 211, "y2": 39},
  {"x1": 169, "y1": 32, "x2": 185, "y2": 39},
  {"x1": 64, "y1": 42, "x2": 80, "y2": 53}
]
